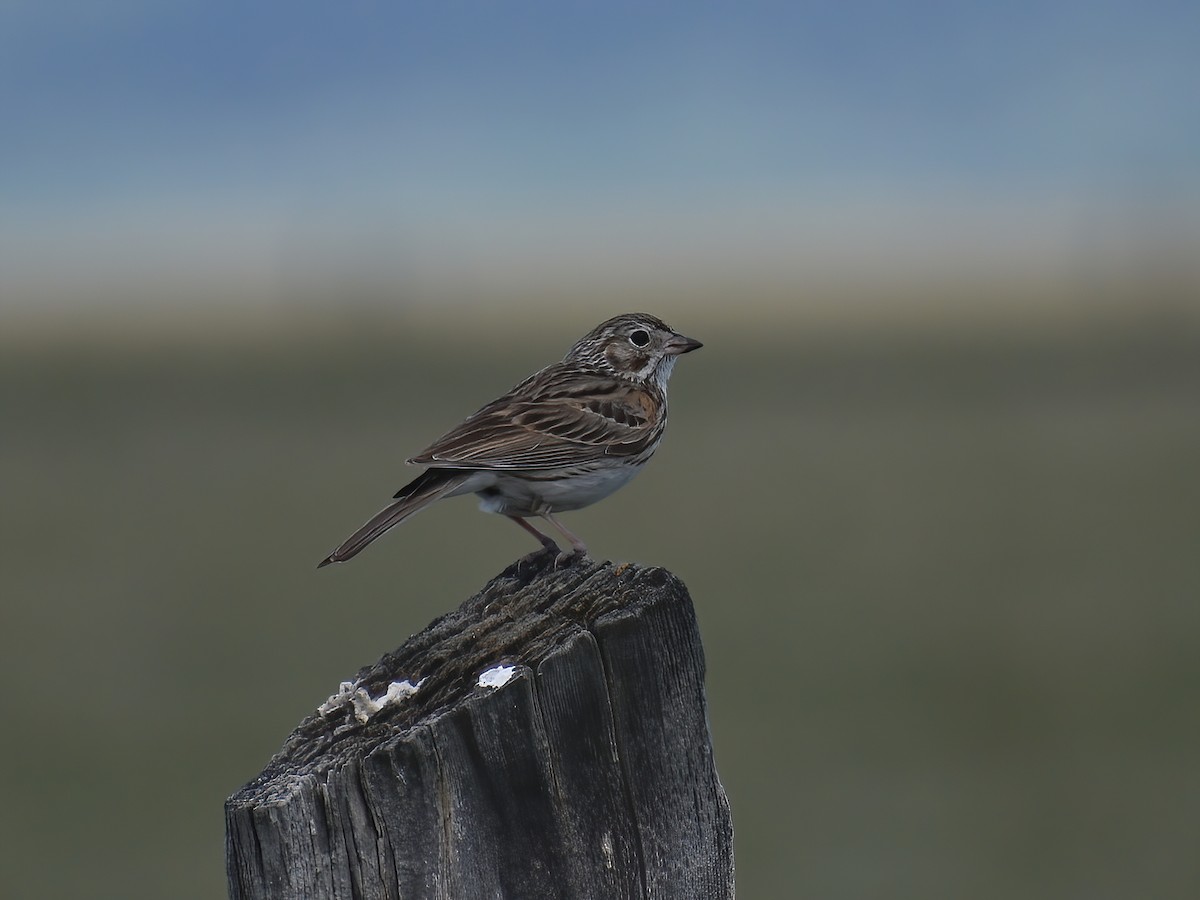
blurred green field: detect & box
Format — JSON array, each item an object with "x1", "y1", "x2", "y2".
[{"x1": 2, "y1": 320, "x2": 1199, "y2": 899}]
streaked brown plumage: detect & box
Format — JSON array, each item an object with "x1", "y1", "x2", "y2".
[{"x1": 318, "y1": 313, "x2": 701, "y2": 567}]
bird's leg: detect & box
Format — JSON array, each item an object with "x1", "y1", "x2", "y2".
[
  {"x1": 541, "y1": 512, "x2": 588, "y2": 565},
  {"x1": 507, "y1": 515, "x2": 560, "y2": 556}
]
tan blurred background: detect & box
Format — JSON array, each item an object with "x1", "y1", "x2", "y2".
[{"x1": 3, "y1": 3, "x2": 1199, "y2": 898}]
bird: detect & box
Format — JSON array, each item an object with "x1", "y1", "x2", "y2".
[{"x1": 318, "y1": 313, "x2": 702, "y2": 568}]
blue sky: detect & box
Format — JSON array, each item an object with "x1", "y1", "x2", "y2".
[{"x1": 3, "y1": 1, "x2": 1197, "y2": 311}]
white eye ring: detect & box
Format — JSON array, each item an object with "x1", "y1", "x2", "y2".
[{"x1": 629, "y1": 329, "x2": 650, "y2": 347}]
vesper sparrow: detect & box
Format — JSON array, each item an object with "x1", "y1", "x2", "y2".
[{"x1": 318, "y1": 313, "x2": 701, "y2": 567}]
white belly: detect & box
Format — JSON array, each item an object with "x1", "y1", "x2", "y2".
[{"x1": 453, "y1": 465, "x2": 643, "y2": 516}]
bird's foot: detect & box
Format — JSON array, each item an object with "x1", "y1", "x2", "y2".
[
  {"x1": 515, "y1": 542, "x2": 560, "y2": 575},
  {"x1": 554, "y1": 546, "x2": 587, "y2": 568}
]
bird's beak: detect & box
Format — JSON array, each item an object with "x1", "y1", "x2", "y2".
[{"x1": 665, "y1": 333, "x2": 703, "y2": 355}]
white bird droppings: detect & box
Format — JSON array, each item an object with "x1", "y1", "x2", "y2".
[
  {"x1": 319, "y1": 678, "x2": 425, "y2": 723},
  {"x1": 477, "y1": 664, "x2": 517, "y2": 689}
]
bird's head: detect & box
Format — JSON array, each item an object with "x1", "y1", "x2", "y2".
[{"x1": 565, "y1": 313, "x2": 702, "y2": 386}]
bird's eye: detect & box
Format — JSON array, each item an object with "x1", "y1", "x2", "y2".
[{"x1": 629, "y1": 329, "x2": 650, "y2": 347}]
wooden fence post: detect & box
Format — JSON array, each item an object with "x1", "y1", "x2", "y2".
[{"x1": 225, "y1": 554, "x2": 734, "y2": 899}]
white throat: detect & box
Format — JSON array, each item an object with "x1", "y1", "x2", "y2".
[{"x1": 651, "y1": 355, "x2": 678, "y2": 391}]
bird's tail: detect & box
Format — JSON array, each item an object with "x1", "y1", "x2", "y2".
[{"x1": 317, "y1": 470, "x2": 470, "y2": 567}]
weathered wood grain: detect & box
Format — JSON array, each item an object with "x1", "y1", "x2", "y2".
[{"x1": 225, "y1": 554, "x2": 733, "y2": 899}]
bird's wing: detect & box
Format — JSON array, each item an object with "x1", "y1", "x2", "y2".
[{"x1": 406, "y1": 365, "x2": 662, "y2": 471}]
